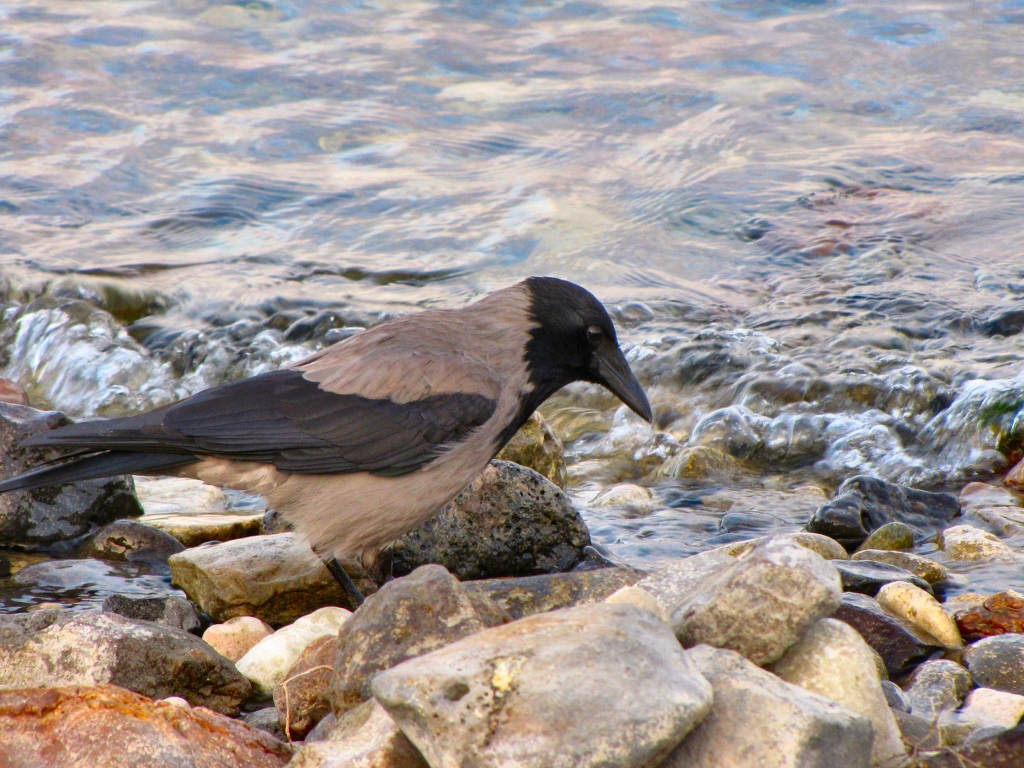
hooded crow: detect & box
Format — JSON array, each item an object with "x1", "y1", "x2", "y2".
[{"x1": 0, "y1": 277, "x2": 651, "y2": 604}]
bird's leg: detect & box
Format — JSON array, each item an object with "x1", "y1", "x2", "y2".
[{"x1": 325, "y1": 557, "x2": 365, "y2": 609}]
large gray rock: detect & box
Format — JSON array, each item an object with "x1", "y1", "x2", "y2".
[
  {"x1": 671, "y1": 538, "x2": 843, "y2": 665},
  {"x1": 770, "y1": 618, "x2": 906, "y2": 765},
  {"x1": 964, "y1": 635, "x2": 1024, "y2": 696},
  {"x1": 0, "y1": 403, "x2": 143, "y2": 548},
  {"x1": 0, "y1": 610, "x2": 250, "y2": 714},
  {"x1": 168, "y1": 533, "x2": 375, "y2": 624},
  {"x1": 288, "y1": 700, "x2": 427, "y2": 768},
  {"x1": 906, "y1": 660, "x2": 973, "y2": 720},
  {"x1": 328, "y1": 565, "x2": 509, "y2": 717},
  {"x1": 662, "y1": 645, "x2": 874, "y2": 768},
  {"x1": 0, "y1": 685, "x2": 291, "y2": 768},
  {"x1": 461, "y1": 566, "x2": 642, "y2": 619},
  {"x1": 372, "y1": 602, "x2": 713, "y2": 768},
  {"x1": 391, "y1": 461, "x2": 590, "y2": 580}
]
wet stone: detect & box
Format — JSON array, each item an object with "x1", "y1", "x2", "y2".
[
  {"x1": 0, "y1": 685, "x2": 292, "y2": 768},
  {"x1": 905, "y1": 660, "x2": 973, "y2": 720},
  {"x1": 391, "y1": 461, "x2": 590, "y2": 580},
  {"x1": 272, "y1": 633, "x2": 336, "y2": 740},
  {"x1": 964, "y1": 634, "x2": 1024, "y2": 696},
  {"x1": 663, "y1": 645, "x2": 874, "y2": 768},
  {"x1": 940, "y1": 524, "x2": 1024, "y2": 563},
  {"x1": 372, "y1": 603, "x2": 714, "y2": 768},
  {"x1": 102, "y1": 594, "x2": 202, "y2": 635},
  {"x1": 653, "y1": 445, "x2": 741, "y2": 480},
  {"x1": 805, "y1": 475, "x2": 959, "y2": 547},
  {"x1": 851, "y1": 549, "x2": 949, "y2": 584},
  {"x1": 671, "y1": 538, "x2": 842, "y2": 665},
  {"x1": 77, "y1": 519, "x2": 185, "y2": 565},
  {"x1": 462, "y1": 566, "x2": 642, "y2": 620},
  {"x1": 286, "y1": 700, "x2": 428, "y2": 768},
  {"x1": 495, "y1": 411, "x2": 567, "y2": 489},
  {"x1": 236, "y1": 606, "x2": 351, "y2": 696},
  {"x1": 956, "y1": 590, "x2": 1024, "y2": 641},
  {"x1": 202, "y1": 616, "x2": 274, "y2": 663},
  {"x1": 0, "y1": 611, "x2": 251, "y2": 714},
  {"x1": 855, "y1": 520, "x2": 914, "y2": 552},
  {"x1": 877, "y1": 581, "x2": 963, "y2": 649},
  {"x1": 588, "y1": 483, "x2": 655, "y2": 516},
  {"x1": 329, "y1": 565, "x2": 509, "y2": 717},
  {"x1": 834, "y1": 558, "x2": 932, "y2": 596},
  {"x1": 0, "y1": 403, "x2": 143, "y2": 549},
  {"x1": 168, "y1": 533, "x2": 373, "y2": 624},
  {"x1": 833, "y1": 592, "x2": 944, "y2": 677}
]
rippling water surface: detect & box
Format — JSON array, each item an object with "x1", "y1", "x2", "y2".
[{"x1": 3, "y1": 0, "x2": 1024, "y2": 605}]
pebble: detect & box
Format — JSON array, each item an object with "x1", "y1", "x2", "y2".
[
  {"x1": 202, "y1": 616, "x2": 274, "y2": 663},
  {"x1": 671, "y1": 538, "x2": 842, "y2": 665},
  {"x1": 0, "y1": 684, "x2": 292, "y2": 768},
  {"x1": 102, "y1": 594, "x2": 202, "y2": 635},
  {"x1": 286, "y1": 700, "x2": 427, "y2": 768},
  {"x1": 964, "y1": 634, "x2": 1024, "y2": 696},
  {"x1": 905, "y1": 660, "x2": 973, "y2": 720},
  {"x1": 939, "y1": 524, "x2": 1024, "y2": 563},
  {"x1": 462, "y1": 567, "x2": 641, "y2": 620},
  {"x1": 273, "y1": 633, "x2": 336, "y2": 740},
  {"x1": 391, "y1": 461, "x2": 591, "y2": 580},
  {"x1": 588, "y1": 483, "x2": 655, "y2": 516},
  {"x1": 851, "y1": 549, "x2": 949, "y2": 583},
  {"x1": 960, "y1": 482, "x2": 1021, "y2": 510},
  {"x1": 833, "y1": 592, "x2": 944, "y2": 676},
  {"x1": 916, "y1": 722, "x2": 1024, "y2": 768},
  {"x1": 605, "y1": 585, "x2": 670, "y2": 623},
  {"x1": 0, "y1": 611, "x2": 250, "y2": 714},
  {"x1": 805, "y1": 475, "x2": 959, "y2": 546},
  {"x1": 882, "y1": 679, "x2": 911, "y2": 712},
  {"x1": 958, "y1": 688, "x2": 1024, "y2": 729},
  {"x1": 495, "y1": 411, "x2": 567, "y2": 489},
  {"x1": 1005, "y1": 457, "x2": 1024, "y2": 491},
  {"x1": 653, "y1": 445, "x2": 741, "y2": 480},
  {"x1": 770, "y1": 618, "x2": 906, "y2": 765},
  {"x1": 133, "y1": 475, "x2": 229, "y2": 518},
  {"x1": 955, "y1": 590, "x2": 1024, "y2": 641},
  {"x1": 663, "y1": 645, "x2": 874, "y2": 768},
  {"x1": 243, "y1": 706, "x2": 287, "y2": 742},
  {"x1": 236, "y1": 607, "x2": 351, "y2": 696},
  {"x1": 856, "y1": 521, "x2": 915, "y2": 551},
  {"x1": 372, "y1": 603, "x2": 714, "y2": 768},
  {"x1": 142, "y1": 512, "x2": 265, "y2": 547},
  {"x1": 725, "y1": 531, "x2": 850, "y2": 561},
  {"x1": 876, "y1": 581, "x2": 963, "y2": 649},
  {"x1": 944, "y1": 592, "x2": 987, "y2": 616},
  {"x1": 76, "y1": 519, "x2": 185, "y2": 565},
  {"x1": 168, "y1": 533, "x2": 373, "y2": 623},
  {"x1": 833, "y1": 559, "x2": 933, "y2": 596},
  {"x1": 329, "y1": 565, "x2": 509, "y2": 717}
]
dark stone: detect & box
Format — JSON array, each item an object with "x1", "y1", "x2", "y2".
[
  {"x1": 805, "y1": 476, "x2": 960, "y2": 548},
  {"x1": 956, "y1": 591, "x2": 1024, "y2": 641},
  {"x1": 919, "y1": 722, "x2": 1024, "y2": 767},
  {"x1": 243, "y1": 707, "x2": 287, "y2": 742},
  {"x1": 982, "y1": 305, "x2": 1024, "y2": 337},
  {"x1": 833, "y1": 592, "x2": 944, "y2": 677},
  {"x1": 0, "y1": 403, "x2": 143, "y2": 549},
  {"x1": 461, "y1": 566, "x2": 643, "y2": 620},
  {"x1": 963, "y1": 634, "x2": 1024, "y2": 695},
  {"x1": 392, "y1": 461, "x2": 591, "y2": 581},
  {"x1": 881, "y1": 680, "x2": 910, "y2": 712},
  {"x1": 0, "y1": 611, "x2": 251, "y2": 714},
  {"x1": 327, "y1": 565, "x2": 509, "y2": 718},
  {"x1": 101, "y1": 594, "x2": 202, "y2": 635},
  {"x1": 904, "y1": 660, "x2": 972, "y2": 720},
  {"x1": 77, "y1": 520, "x2": 185, "y2": 566},
  {"x1": 833, "y1": 559, "x2": 933, "y2": 596}
]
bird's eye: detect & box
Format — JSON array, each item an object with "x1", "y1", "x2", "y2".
[{"x1": 586, "y1": 326, "x2": 603, "y2": 344}]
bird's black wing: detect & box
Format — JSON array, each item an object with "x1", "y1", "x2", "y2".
[{"x1": 20, "y1": 369, "x2": 497, "y2": 477}]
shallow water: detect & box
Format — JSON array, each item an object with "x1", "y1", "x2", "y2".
[{"x1": 3, "y1": 0, "x2": 1024, "y2": 606}]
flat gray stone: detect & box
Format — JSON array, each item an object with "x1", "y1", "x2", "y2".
[
  {"x1": 663, "y1": 645, "x2": 874, "y2": 768},
  {"x1": 671, "y1": 538, "x2": 843, "y2": 665},
  {"x1": 372, "y1": 602, "x2": 713, "y2": 768},
  {"x1": 0, "y1": 610, "x2": 250, "y2": 714}
]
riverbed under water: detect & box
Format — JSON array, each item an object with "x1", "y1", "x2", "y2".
[{"x1": 3, "y1": 0, "x2": 1024, "y2": 609}]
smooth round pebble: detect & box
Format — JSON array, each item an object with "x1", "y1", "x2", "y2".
[
  {"x1": 202, "y1": 616, "x2": 274, "y2": 663},
  {"x1": 877, "y1": 581, "x2": 963, "y2": 649},
  {"x1": 964, "y1": 634, "x2": 1024, "y2": 696},
  {"x1": 857, "y1": 522, "x2": 914, "y2": 552},
  {"x1": 939, "y1": 525, "x2": 1023, "y2": 563}
]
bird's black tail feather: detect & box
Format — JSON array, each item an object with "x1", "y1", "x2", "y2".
[{"x1": 0, "y1": 451, "x2": 199, "y2": 494}]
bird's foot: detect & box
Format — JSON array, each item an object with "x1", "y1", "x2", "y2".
[{"x1": 325, "y1": 557, "x2": 365, "y2": 609}]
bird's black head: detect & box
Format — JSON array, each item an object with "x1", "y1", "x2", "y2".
[{"x1": 521, "y1": 276, "x2": 652, "y2": 422}]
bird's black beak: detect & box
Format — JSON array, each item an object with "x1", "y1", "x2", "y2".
[{"x1": 594, "y1": 345, "x2": 653, "y2": 423}]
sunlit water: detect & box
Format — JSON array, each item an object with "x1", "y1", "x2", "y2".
[{"x1": 3, "y1": 0, "x2": 1024, "y2": 608}]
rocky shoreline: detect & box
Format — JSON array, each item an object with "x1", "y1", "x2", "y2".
[{"x1": 4, "y1": 399, "x2": 1024, "y2": 766}]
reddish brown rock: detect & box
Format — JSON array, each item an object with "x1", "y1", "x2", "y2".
[
  {"x1": 957, "y1": 591, "x2": 1024, "y2": 641},
  {"x1": 0, "y1": 377, "x2": 28, "y2": 406},
  {"x1": 0, "y1": 685, "x2": 292, "y2": 768},
  {"x1": 273, "y1": 633, "x2": 337, "y2": 739}
]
